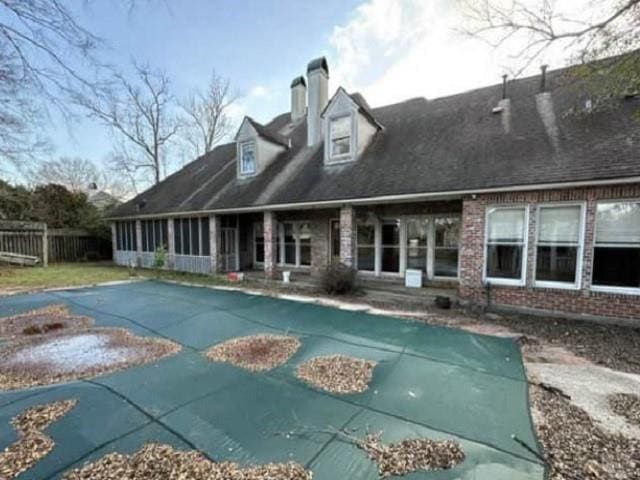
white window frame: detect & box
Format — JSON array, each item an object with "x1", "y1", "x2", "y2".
[
  {"x1": 328, "y1": 114, "x2": 353, "y2": 164},
  {"x1": 590, "y1": 199, "x2": 640, "y2": 296},
  {"x1": 433, "y1": 217, "x2": 461, "y2": 281},
  {"x1": 276, "y1": 221, "x2": 311, "y2": 268},
  {"x1": 239, "y1": 141, "x2": 256, "y2": 176},
  {"x1": 483, "y1": 205, "x2": 529, "y2": 287},
  {"x1": 533, "y1": 202, "x2": 586, "y2": 290}
]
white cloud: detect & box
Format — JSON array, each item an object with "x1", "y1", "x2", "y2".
[
  {"x1": 248, "y1": 85, "x2": 271, "y2": 98},
  {"x1": 328, "y1": 0, "x2": 593, "y2": 107}
]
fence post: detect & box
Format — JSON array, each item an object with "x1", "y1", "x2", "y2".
[{"x1": 42, "y1": 224, "x2": 48, "y2": 267}]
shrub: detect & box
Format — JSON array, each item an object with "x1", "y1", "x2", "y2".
[
  {"x1": 153, "y1": 245, "x2": 166, "y2": 269},
  {"x1": 320, "y1": 262, "x2": 358, "y2": 295}
]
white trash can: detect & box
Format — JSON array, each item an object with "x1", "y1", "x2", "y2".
[
  {"x1": 405, "y1": 269, "x2": 423, "y2": 288},
  {"x1": 282, "y1": 271, "x2": 291, "y2": 284}
]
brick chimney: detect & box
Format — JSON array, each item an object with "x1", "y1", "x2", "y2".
[{"x1": 306, "y1": 57, "x2": 329, "y2": 147}]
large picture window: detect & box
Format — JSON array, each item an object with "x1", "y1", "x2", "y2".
[
  {"x1": 406, "y1": 218, "x2": 428, "y2": 272},
  {"x1": 356, "y1": 221, "x2": 376, "y2": 271},
  {"x1": 141, "y1": 219, "x2": 168, "y2": 253},
  {"x1": 592, "y1": 202, "x2": 640, "y2": 291},
  {"x1": 268, "y1": 221, "x2": 311, "y2": 267},
  {"x1": 174, "y1": 217, "x2": 210, "y2": 256},
  {"x1": 485, "y1": 206, "x2": 527, "y2": 284},
  {"x1": 116, "y1": 221, "x2": 136, "y2": 252},
  {"x1": 535, "y1": 205, "x2": 583, "y2": 287},
  {"x1": 435, "y1": 217, "x2": 459, "y2": 278}
]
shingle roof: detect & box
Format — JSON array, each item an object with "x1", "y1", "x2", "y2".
[
  {"x1": 245, "y1": 117, "x2": 289, "y2": 147},
  {"x1": 110, "y1": 62, "x2": 640, "y2": 218}
]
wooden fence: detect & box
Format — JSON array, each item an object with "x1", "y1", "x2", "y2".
[{"x1": 0, "y1": 221, "x2": 111, "y2": 266}]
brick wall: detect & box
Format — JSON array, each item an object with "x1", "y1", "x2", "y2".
[{"x1": 459, "y1": 184, "x2": 640, "y2": 320}]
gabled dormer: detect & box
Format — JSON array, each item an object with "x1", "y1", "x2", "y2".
[
  {"x1": 234, "y1": 116, "x2": 289, "y2": 179},
  {"x1": 321, "y1": 87, "x2": 383, "y2": 165}
]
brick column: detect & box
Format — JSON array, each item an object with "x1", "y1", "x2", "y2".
[
  {"x1": 135, "y1": 219, "x2": 143, "y2": 267},
  {"x1": 166, "y1": 218, "x2": 175, "y2": 269},
  {"x1": 264, "y1": 211, "x2": 277, "y2": 279},
  {"x1": 209, "y1": 214, "x2": 220, "y2": 273},
  {"x1": 339, "y1": 205, "x2": 355, "y2": 267},
  {"x1": 458, "y1": 196, "x2": 486, "y2": 305}
]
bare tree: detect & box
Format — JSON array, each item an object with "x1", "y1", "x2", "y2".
[
  {"x1": 178, "y1": 70, "x2": 236, "y2": 158},
  {"x1": 75, "y1": 64, "x2": 181, "y2": 186},
  {"x1": 0, "y1": 0, "x2": 101, "y2": 172},
  {"x1": 460, "y1": 0, "x2": 640, "y2": 110}
]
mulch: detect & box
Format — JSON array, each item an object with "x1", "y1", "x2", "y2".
[
  {"x1": 485, "y1": 314, "x2": 640, "y2": 375},
  {"x1": 357, "y1": 433, "x2": 464, "y2": 478},
  {"x1": 0, "y1": 304, "x2": 93, "y2": 339},
  {"x1": 204, "y1": 334, "x2": 300, "y2": 372},
  {"x1": 609, "y1": 393, "x2": 640, "y2": 428},
  {"x1": 0, "y1": 327, "x2": 181, "y2": 390},
  {"x1": 62, "y1": 443, "x2": 312, "y2": 480},
  {"x1": 531, "y1": 385, "x2": 640, "y2": 480},
  {"x1": 295, "y1": 355, "x2": 376, "y2": 394},
  {"x1": 0, "y1": 399, "x2": 77, "y2": 479}
]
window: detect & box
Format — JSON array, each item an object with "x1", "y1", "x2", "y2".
[
  {"x1": 592, "y1": 202, "x2": 640, "y2": 291},
  {"x1": 275, "y1": 221, "x2": 311, "y2": 267},
  {"x1": 381, "y1": 220, "x2": 400, "y2": 273},
  {"x1": 141, "y1": 220, "x2": 168, "y2": 253},
  {"x1": 240, "y1": 141, "x2": 256, "y2": 175},
  {"x1": 283, "y1": 223, "x2": 296, "y2": 265},
  {"x1": 329, "y1": 115, "x2": 352, "y2": 160},
  {"x1": 116, "y1": 221, "x2": 136, "y2": 252},
  {"x1": 299, "y1": 223, "x2": 312, "y2": 266},
  {"x1": 356, "y1": 221, "x2": 376, "y2": 271},
  {"x1": 535, "y1": 205, "x2": 583, "y2": 287},
  {"x1": 406, "y1": 218, "x2": 428, "y2": 272},
  {"x1": 174, "y1": 217, "x2": 210, "y2": 256},
  {"x1": 485, "y1": 206, "x2": 527, "y2": 284},
  {"x1": 254, "y1": 222, "x2": 265, "y2": 263},
  {"x1": 435, "y1": 217, "x2": 459, "y2": 278}
]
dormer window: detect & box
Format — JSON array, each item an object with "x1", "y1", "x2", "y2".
[
  {"x1": 329, "y1": 115, "x2": 352, "y2": 161},
  {"x1": 240, "y1": 141, "x2": 256, "y2": 176}
]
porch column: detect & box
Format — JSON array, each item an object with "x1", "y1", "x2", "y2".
[
  {"x1": 166, "y1": 218, "x2": 175, "y2": 269},
  {"x1": 339, "y1": 205, "x2": 356, "y2": 267},
  {"x1": 209, "y1": 214, "x2": 220, "y2": 274},
  {"x1": 135, "y1": 219, "x2": 143, "y2": 267},
  {"x1": 110, "y1": 222, "x2": 117, "y2": 262},
  {"x1": 264, "y1": 211, "x2": 277, "y2": 279}
]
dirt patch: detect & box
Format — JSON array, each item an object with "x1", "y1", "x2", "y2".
[
  {"x1": 0, "y1": 399, "x2": 77, "y2": 479},
  {"x1": 610, "y1": 393, "x2": 640, "y2": 428},
  {"x1": 204, "y1": 334, "x2": 300, "y2": 372},
  {"x1": 0, "y1": 328, "x2": 181, "y2": 390},
  {"x1": 357, "y1": 433, "x2": 464, "y2": 478},
  {"x1": 531, "y1": 385, "x2": 640, "y2": 480},
  {"x1": 0, "y1": 305, "x2": 93, "y2": 340},
  {"x1": 295, "y1": 355, "x2": 376, "y2": 394},
  {"x1": 62, "y1": 443, "x2": 311, "y2": 480}
]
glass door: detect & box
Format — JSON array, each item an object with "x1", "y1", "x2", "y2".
[
  {"x1": 405, "y1": 217, "x2": 429, "y2": 276},
  {"x1": 220, "y1": 216, "x2": 239, "y2": 272}
]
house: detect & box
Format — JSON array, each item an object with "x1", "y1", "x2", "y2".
[{"x1": 108, "y1": 56, "x2": 640, "y2": 321}]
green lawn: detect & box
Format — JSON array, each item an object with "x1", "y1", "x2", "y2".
[{"x1": 0, "y1": 262, "x2": 230, "y2": 294}]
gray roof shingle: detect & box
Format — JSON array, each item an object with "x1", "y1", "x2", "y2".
[{"x1": 110, "y1": 63, "x2": 640, "y2": 218}]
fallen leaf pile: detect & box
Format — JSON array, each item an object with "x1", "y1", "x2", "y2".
[
  {"x1": 0, "y1": 305, "x2": 93, "y2": 339},
  {"x1": 609, "y1": 393, "x2": 640, "y2": 428},
  {"x1": 532, "y1": 385, "x2": 640, "y2": 479},
  {"x1": 204, "y1": 334, "x2": 300, "y2": 372},
  {"x1": 62, "y1": 443, "x2": 312, "y2": 480},
  {"x1": 0, "y1": 327, "x2": 181, "y2": 390},
  {"x1": 0, "y1": 399, "x2": 77, "y2": 479},
  {"x1": 295, "y1": 355, "x2": 376, "y2": 394},
  {"x1": 357, "y1": 433, "x2": 464, "y2": 477}
]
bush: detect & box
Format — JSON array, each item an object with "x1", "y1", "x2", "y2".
[{"x1": 320, "y1": 262, "x2": 358, "y2": 295}]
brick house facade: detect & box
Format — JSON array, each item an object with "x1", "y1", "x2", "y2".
[{"x1": 110, "y1": 55, "x2": 640, "y2": 322}]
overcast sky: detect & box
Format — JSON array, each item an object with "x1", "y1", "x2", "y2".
[{"x1": 47, "y1": 0, "x2": 589, "y2": 175}]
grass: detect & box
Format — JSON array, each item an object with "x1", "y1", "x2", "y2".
[{"x1": 0, "y1": 262, "x2": 231, "y2": 294}]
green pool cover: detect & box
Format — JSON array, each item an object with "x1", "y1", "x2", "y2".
[{"x1": 0, "y1": 280, "x2": 545, "y2": 479}]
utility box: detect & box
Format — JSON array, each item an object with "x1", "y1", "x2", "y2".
[{"x1": 405, "y1": 269, "x2": 423, "y2": 288}]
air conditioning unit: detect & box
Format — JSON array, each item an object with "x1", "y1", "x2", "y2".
[{"x1": 405, "y1": 269, "x2": 423, "y2": 288}]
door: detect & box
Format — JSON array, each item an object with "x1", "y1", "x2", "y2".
[
  {"x1": 220, "y1": 226, "x2": 239, "y2": 272},
  {"x1": 329, "y1": 219, "x2": 341, "y2": 262}
]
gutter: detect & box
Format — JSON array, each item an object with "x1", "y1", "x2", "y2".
[{"x1": 105, "y1": 175, "x2": 640, "y2": 220}]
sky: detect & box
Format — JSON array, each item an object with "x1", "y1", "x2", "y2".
[{"x1": 42, "y1": 0, "x2": 591, "y2": 180}]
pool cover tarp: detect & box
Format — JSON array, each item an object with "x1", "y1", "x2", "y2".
[{"x1": 0, "y1": 280, "x2": 545, "y2": 479}]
